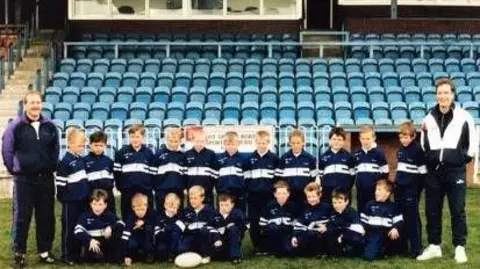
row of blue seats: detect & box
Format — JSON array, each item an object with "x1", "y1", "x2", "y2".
[
  {"x1": 348, "y1": 46, "x2": 478, "y2": 61},
  {"x1": 58, "y1": 57, "x2": 480, "y2": 75},
  {"x1": 41, "y1": 100, "x2": 480, "y2": 123},
  {"x1": 43, "y1": 85, "x2": 480, "y2": 105},
  {"x1": 50, "y1": 70, "x2": 480, "y2": 90},
  {"x1": 350, "y1": 33, "x2": 480, "y2": 43},
  {"x1": 79, "y1": 33, "x2": 298, "y2": 42}
]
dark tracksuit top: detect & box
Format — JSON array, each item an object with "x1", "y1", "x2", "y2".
[
  {"x1": 211, "y1": 208, "x2": 247, "y2": 259},
  {"x1": 396, "y1": 141, "x2": 427, "y2": 187},
  {"x1": 361, "y1": 200, "x2": 404, "y2": 260},
  {"x1": 293, "y1": 202, "x2": 332, "y2": 253},
  {"x1": 216, "y1": 151, "x2": 248, "y2": 201},
  {"x1": 154, "y1": 211, "x2": 182, "y2": 259},
  {"x1": 152, "y1": 147, "x2": 186, "y2": 192},
  {"x1": 259, "y1": 200, "x2": 298, "y2": 254},
  {"x1": 353, "y1": 145, "x2": 389, "y2": 210},
  {"x1": 121, "y1": 210, "x2": 157, "y2": 258},
  {"x1": 176, "y1": 205, "x2": 217, "y2": 256},
  {"x1": 113, "y1": 144, "x2": 155, "y2": 193},
  {"x1": 244, "y1": 150, "x2": 280, "y2": 194},
  {"x1": 184, "y1": 147, "x2": 219, "y2": 199},
  {"x1": 277, "y1": 150, "x2": 317, "y2": 204},
  {"x1": 84, "y1": 153, "x2": 115, "y2": 210},
  {"x1": 325, "y1": 206, "x2": 365, "y2": 256},
  {"x1": 318, "y1": 148, "x2": 356, "y2": 201}
]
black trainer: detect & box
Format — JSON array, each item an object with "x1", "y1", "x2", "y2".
[
  {"x1": 13, "y1": 253, "x2": 26, "y2": 268},
  {"x1": 38, "y1": 252, "x2": 57, "y2": 264}
]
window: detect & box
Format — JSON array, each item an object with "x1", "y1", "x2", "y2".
[
  {"x1": 150, "y1": 0, "x2": 183, "y2": 15},
  {"x1": 227, "y1": 0, "x2": 260, "y2": 15},
  {"x1": 112, "y1": 0, "x2": 146, "y2": 15},
  {"x1": 192, "y1": 0, "x2": 223, "y2": 15},
  {"x1": 73, "y1": 0, "x2": 109, "y2": 15},
  {"x1": 263, "y1": 0, "x2": 296, "y2": 15}
]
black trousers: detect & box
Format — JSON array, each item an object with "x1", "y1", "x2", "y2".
[
  {"x1": 61, "y1": 200, "x2": 86, "y2": 261},
  {"x1": 425, "y1": 167, "x2": 467, "y2": 246},
  {"x1": 12, "y1": 175, "x2": 55, "y2": 254},
  {"x1": 247, "y1": 191, "x2": 272, "y2": 250}
]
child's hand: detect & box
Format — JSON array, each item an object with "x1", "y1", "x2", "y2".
[
  {"x1": 104, "y1": 226, "x2": 112, "y2": 239},
  {"x1": 291, "y1": 237, "x2": 298, "y2": 248},
  {"x1": 214, "y1": 240, "x2": 223, "y2": 248},
  {"x1": 337, "y1": 234, "x2": 343, "y2": 243},
  {"x1": 89, "y1": 239, "x2": 101, "y2": 253},
  {"x1": 134, "y1": 220, "x2": 144, "y2": 229},
  {"x1": 388, "y1": 228, "x2": 400, "y2": 240},
  {"x1": 317, "y1": 224, "x2": 327, "y2": 233},
  {"x1": 124, "y1": 257, "x2": 132, "y2": 266}
]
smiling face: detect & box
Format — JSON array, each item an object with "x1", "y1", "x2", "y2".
[
  {"x1": 305, "y1": 191, "x2": 320, "y2": 206},
  {"x1": 129, "y1": 131, "x2": 144, "y2": 150},
  {"x1": 193, "y1": 132, "x2": 207, "y2": 152},
  {"x1": 90, "y1": 199, "x2": 107, "y2": 216},
  {"x1": 329, "y1": 134, "x2": 345, "y2": 152},
  {"x1": 436, "y1": 83, "x2": 454, "y2": 110},
  {"x1": 24, "y1": 92, "x2": 42, "y2": 120},
  {"x1": 289, "y1": 135, "x2": 304, "y2": 154},
  {"x1": 375, "y1": 184, "x2": 391, "y2": 202},
  {"x1": 274, "y1": 187, "x2": 290, "y2": 205}
]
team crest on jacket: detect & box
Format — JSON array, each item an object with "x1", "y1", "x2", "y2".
[{"x1": 250, "y1": 158, "x2": 258, "y2": 164}]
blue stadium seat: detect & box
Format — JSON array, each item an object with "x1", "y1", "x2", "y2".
[
  {"x1": 157, "y1": 72, "x2": 174, "y2": 88},
  {"x1": 225, "y1": 86, "x2": 242, "y2": 103},
  {"x1": 85, "y1": 119, "x2": 103, "y2": 131},
  {"x1": 386, "y1": 86, "x2": 403, "y2": 102},
  {"x1": 174, "y1": 73, "x2": 192, "y2": 88},
  {"x1": 97, "y1": 87, "x2": 116, "y2": 104},
  {"x1": 416, "y1": 72, "x2": 433, "y2": 88},
  {"x1": 399, "y1": 46, "x2": 415, "y2": 60},
  {"x1": 105, "y1": 72, "x2": 122, "y2": 88},
  {"x1": 432, "y1": 46, "x2": 447, "y2": 60},
  {"x1": 228, "y1": 59, "x2": 244, "y2": 73},
  {"x1": 144, "y1": 59, "x2": 161, "y2": 74},
  {"x1": 329, "y1": 58, "x2": 344, "y2": 73},
  {"x1": 246, "y1": 59, "x2": 261, "y2": 73},
  {"x1": 262, "y1": 58, "x2": 277, "y2": 73},
  {"x1": 148, "y1": 103, "x2": 166, "y2": 120},
  {"x1": 356, "y1": 118, "x2": 374, "y2": 125},
  {"x1": 313, "y1": 72, "x2": 329, "y2": 88},
  {"x1": 335, "y1": 101, "x2": 352, "y2": 120},
  {"x1": 244, "y1": 72, "x2": 260, "y2": 88},
  {"x1": 368, "y1": 86, "x2": 386, "y2": 102},
  {"x1": 335, "y1": 117, "x2": 354, "y2": 126},
  {"x1": 45, "y1": 87, "x2": 62, "y2": 104},
  {"x1": 104, "y1": 119, "x2": 123, "y2": 134},
  {"x1": 351, "y1": 86, "x2": 367, "y2": 102},
  {"x1": 365, "y1": 72, "x2": 381, "y2": 88},
  {"x1": 409, "y1": 102, "x2": 426, "y2": 121},
  {"x1": 347, "y1": 72, "x2": 364, "y2": 87},
  {"x1": 72, "y1": 103, "x2": 91, "y2": 121},
  {"x1": 395, "y1": 58, "x2": 411, "y2": 73},
  {"x1": 296, "y1": 59, "x2": 311, "y2": 73},
  {"x1": 240, "y1": 118, "x2": 258, "y2": 125},
  {"x1": 223, "y1": 102, "x2": 241, "y2": 120},
  {"x1": 279, "y1": 58, "x2": 295, "y2": 73},
  {"x1": 122, "y1": 72, "x2": 139, "y2": 88},
  {"x1": 70, "y1": 72, "x2": 86, "y2": 88},
  {"x1": 378, "y1": 58, "x2": 394, "y2": 74},
  {"x1": 124, "y1": 119, "x2": 143, "y2": 131},
  {"x1": 227, "y1": 72, "x2": 244, "y2": 88},
  {"x1": 404, "y1": 86, "x2": 422, "y2": 102},
  {"x1": 202, "y1": 118, "x2": 220, "y2": 126},
  {"x1": 279, "y1": 86, "x2": 295, "y2": 103},
  {"x1": 60, "y1": 59, "x2": 76, "y2": 74},
  {"x1": 317, "y1": 118, "x2": 335, "y2": 127},
  {"x1": 461, "y1": 58, "x2": 477, "y2": 74},
  {"x1": 390, "y1": 102, "x2": 409, "y2": 121},
  {"x1": 279, "y1": 101, "x2": 296, "y2": 120},
  {"x1": 117, "y1": 87, "x2": 134, "y2": 103},
  {"x1": 382, "y1": 72, "x2": 399, "y2": 87},
  {"x1": 139, "y1": 72, "x2": 156, "y2": 88},
  {"x1": 206, "y1": 86, "x2": 223, "y2": 103},
  {"x1": 351, "y1": 46, "x2": 364, "y2": 59},
  {"x1": 298, "y1": 101, "x2": 315, "y2": 120},
  {"x1": 451, "y1": 72, "x2": 466, "y2": 87},
  {"x1": 278, "y1": 117, "x2": 296, "y2": 130},
  {"x1": 163, "y1": 118, "x2": 182, "y2": 128},
  {"x1": 166, "y1": 102, "x2": 185, "y2": 121},
  {"x1": 208, "y1": 72, "x2": 225, "y2": 88},
  {"x1": 456, "y1": 86, "x2": 474, "y2": 103},
  {"x1": 93, "y1": 59, "x2": 110, "y2": 75},
  {"x1": 422, "y1": 86, "x2": 437, "y2": 103},
  {"x1": 353, "y1": 102, "x2": 370, "y2": 120},
  {"x1": 433, "y1": 72, "x2": 449, "y2": 82},
  {"x1": 345, "y1": 58, "x2": 361, "y2": 73},
  {"x1": 260, "y1": 102, "x2": 277, "y2": 120},
  {"x1": 372, "y1": 102, "x2": 389, "y2": 120},
  {"x1": 463, "y1": 101, "x2": 480, "y2": 119},
  {"x1": 86, "y1": 73, "x2": 104, "y2": 89},
  {"x1": 221, "y1": 118, "x2": 239, "y2": 125},
  {"x1": 467, "y1": 72, "x2": 480, "y2": 87},
  {"x1": 183, "y1": 118, "x2": 201, "y2": 126},
  {"x1": 243, "y1": 86, "x2": 260, "y2": 103},
  {"x1": 400, "y1": 72, "x2": 416, "y2": 87},
  {"x1": 278, "y1": 72, "x2": 294, "y2": 87},
  {"x1": 144, "y1": 118, "x2": 162, "y2": 133},
  {"x1": 375, "y1": 118, "x2": 393, "y2": 126},
  {"x1": 178, "y1": 59, "x2": 195, "y2": 74},
  {"x1": 62, "y1": 87, "x2": 80, "y2": 104},
  {"x1": 260, "y1": 117, "x2": 277, "y2": 126},
  {"x1": 445, "y1": 58, "x2": 460, "y2": 73},
  {"x1": 412, "y1": 33, "x2": 426, "y2": 42},
  {"x1": 384, "y1": 46, "x2": 399, "y2": 60},
  {"x1": 474, "y1": 86, "x2": 480, "y2": 101},
  {"x1": 260, "y1": 86, "x2": 277, "y2": 103},
  {"x1": 442, "y1": 33, "x2": 456, "y2": 43},
  {"x1": 204, "y1": 102, "x2": 222, "y2": 120},
  {"x1": 190, "y1": 86, "x2": 207, "y2": 103},
  {"x1": 331, "y1": 72, "x2": 347, "y2": 87},
  {"x1": 111, "y1": 103, "x2": 129, "y2": 120},
  {"x1": 41, "y1": 103, "x2": 54, "y2": 119},
  {"x1": 72, "y1": 46, "x2": 86, "y2": 59},
  {"x1": 262, "y1": 72, "x2": 278, "y2": 88},
  {"x1": 87, "y1": 46, "x2": 103, "y2": 60},
  {"x1": 332, "y1": 86, "x2": 349, "y2": 102},
  {"x1": 211, "y1": 58, "x2": 228, "y2": 73},
  {"x1": 110, "y1": 59, "x2": 127, "y2": 74},
  {"x1": 242, "y1": 101, "x2": 259, "y2": 120},
  {"x1": 135, "y1": 87, "x2": 152, "y2": 104},
  {"x1": 54, "y1": 103, "x2": 72, "y2": 121},
  {"x1": 195, "y1": 59, "x2": 211, "y2": 74},
  {"x1": 412, "y1": 58, "x2": 428, "y2": 73},
  {"x1": 151, "y1": 86, "x2": 169, "y2": 103},
  {"x1": 162, "y1": 58, "x2": 178, "y2": 74},
  {"x1": 127, "y1": 59, "x2": 144, "y2": 74},
  {"x1": 192, "y1": 72, "x2": 209, "y2": 88},
  {"x1": 66, "y1": 119, "x2": 84, "y2": 129},
  {"x1": 312, "y1": 59, "x2": 328, "y2": 73},
  {"x1": 429, "y1": 58, "x2": 444, "y2": 73},
  {"x1": 362, "y1": 59, "x2": 378, "y2": 73},
  {"x1": 76, "y1": 59, "x2": 93, "y2": 74},
  {"x1": 171, "y1": 86, "x2": 188, "y2": 103},
  {"x1": 185, "y1": 102, "x2": 203, "y2": 120},
  {"x1": 297, "y1": 86, "x2": 314, "y2": 102}
]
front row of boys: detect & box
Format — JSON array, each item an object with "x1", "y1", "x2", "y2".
[{"x1": 56, "y1": 120, "x2": 424, "y2": 265}]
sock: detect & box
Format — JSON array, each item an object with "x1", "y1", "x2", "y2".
[{"x1": 39, "y1": 252, "x2": 49, "y2": 258}]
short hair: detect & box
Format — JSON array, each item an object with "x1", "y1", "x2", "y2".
[
  {"x1": 193, "y1": 130, "x2": 207, "y2": 140},
  {"x1": 23, "y1": 91, "x2": 42, "y2": 105},
  {"x1": 256, "y1": 130, "x2": 270, "y2": 140},
  {"x1": 359, "y1": 125, "x2": 375, "y2": 137},
  {"x1": 224, "y1": 131, "x2": 239, "y2": 142},
  {"x1": 329, "y1": 127, "x2": 347, "y2": 140},
  {"x1": 89, "y1": 189, "x2": 108, "y2": 203},
  {"x1": 165, "y1": 127, "x2": 182, "y2": 140},
  {"x1": 398, "y1": 121, "x2": 416, "y2": 138},
  {"x1": 218, "y1": 193, "x2": 235, "y2": 203},
  {"x1": 376, "y1": 179, "x2": 393, "y2": 194},
  {"x1": 332, "y1": 188, "x2": 350, "y2": 201},
  {"x1": 89, "y1": 131, "x2": 108, "y2": 144},
  {"x1": 304, "y1": 182, "x2": 322, "y2": 196},
  {"x1": 131, "y1": 192, "x2": 148, "y2": 208},
  {"x1": 274, "y1": 180, "x2": 290, "y2": 192},
  {"x1": 66, "y1": 127, "x2": 85, "y2": 144},
  {"x1": 435, "y1": 78, "x2": 456, "y2": 93},
  {"x1": 164, "y1": 193, "x2": 181, "y2": 208},
  {"x1": 288, "y1": 129, "x2": 305, "y2": 142},
  {"x1": 128, "y1": 124, "x2": 145, "y2": 136},
  {"x1": 189, "y1": 185, "x2": 205, "y2": 197}
]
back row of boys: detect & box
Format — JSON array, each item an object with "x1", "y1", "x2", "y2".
[{"x1": 56, "y1": 122, "x2": 425, "y2": 265}]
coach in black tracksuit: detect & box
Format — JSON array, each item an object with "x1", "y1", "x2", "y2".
[
  {"x1": 2, "y1": 92, "x2": 59, "y2": 267},
  {"x1": 419, "y1": 78, "x2": 477, "y2": 263}
]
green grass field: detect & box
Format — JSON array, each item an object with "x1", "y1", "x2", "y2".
[{"x1": 0, "y1": 189, "x2": 479, "y2": 269}]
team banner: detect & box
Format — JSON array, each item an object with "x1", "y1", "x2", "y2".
[{"x1": 183, "y1": 125, "x2": 276, "y2": 153}]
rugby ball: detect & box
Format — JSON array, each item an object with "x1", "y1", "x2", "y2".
[{"x1": 174, "y1": 252, "x2": 202, "y2": 268}]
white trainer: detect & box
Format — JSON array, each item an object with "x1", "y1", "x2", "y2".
[
  {"x1": 417, "y1": 244, "x2": 442, "y2": 261},
  {"x1": 201, "y1": 257, "x2": 211, "y2": 264},
  {"x1": 455, "y1": 246, "x2": 467, "y2": 264}
]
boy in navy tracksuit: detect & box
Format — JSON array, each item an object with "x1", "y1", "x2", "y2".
[
  {"x1": 84, "y1": 131, "x2": 116, "y2": 212},
  {"x1": 55, "y1": 127, "x2": 88, "y2": 265},
  {"x1": 154, "y1": 193, "x2": 182, "y2": 262},
  {"x1": 177, "y1": 185, "x2": 218, "y2": 264},
  {"x1": 259, "y1": 180, "x2": 298, "y2": 256},
  {"x1": 323, "y1": 188, "x2": 365, "y2": 257},
  {"x1": 354, "y1": 125, "x2": 389, "y2": 212},
  {"x1": 211, "y1": 193, "x2": 247, "y2": 264},
  {"x1": 395, "y1": 122, "x2": 426, "y2": 257},
  {"x1": 361, "y1": 180, "x2": 404, "y2": 261},
  {"x1": 318, "y1": 127, "x2": 356, "y2": 203},
  {"x1": 184, "y1": 130, "x2": 219, "y2": 206},
  {"x1": 74, "y1": 189, "x2": 123, "y2": 263},
  {"x1": 291, "y1": 182, "x2": 331, "y2": 256},
  {"x1": 277, "y1": 129, "x2": 317, "y2": 206},
  {"x1": 244, "y1": 130, "x2": 279, "y2": 252},
  {"x1": 121, "y1": 193, "x2": 156, "y2": 266},
  {"x1": 216, "y1": 131, "x2": 248, "y2": 212},
  {"x1": 152, "y1": 127, "x2": 186, "y2": 210},
  {"x1": 114, "y1": 124, "x2": 155, "y2": 218}
]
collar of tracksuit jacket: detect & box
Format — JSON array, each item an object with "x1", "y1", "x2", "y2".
[{"x1": 431, "y1": 103, "x2": 455, "y2": 138}]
